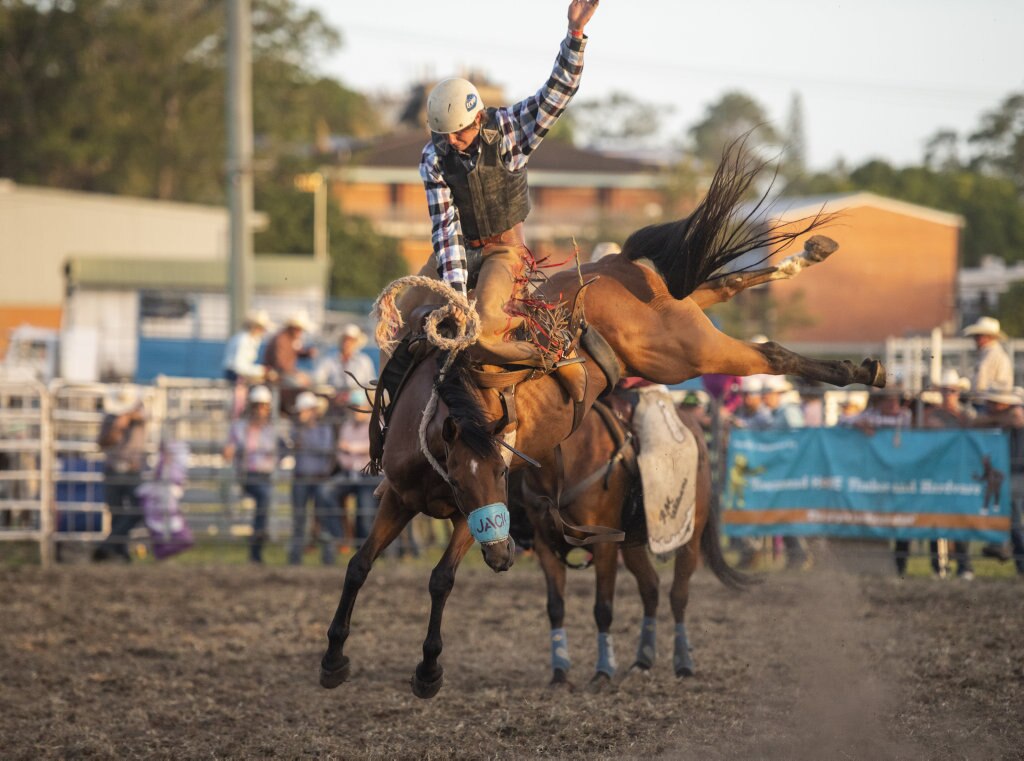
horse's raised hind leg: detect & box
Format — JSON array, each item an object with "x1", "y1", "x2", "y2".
[
  {"x1": 622, "y1": 544, "x2": 659, "y2": 671},
  {"x1": 320, "y1": 489, "x2": 415, "y2": 689},
  {"x1": 753, "y1": 340, "x2": 886, "y2": 388},
  {"x1": 670, "y1": 541, "x2": 700, "y2": 678},
  {"x1": 588, "y1": 542, "x2": 620, "y2": 692},
  {"x1": 533, "y1": 535, "x2": 573, "y2": 689},
  {"x1": 411, "y1": 515, "x2": 475, "y2": 699}
]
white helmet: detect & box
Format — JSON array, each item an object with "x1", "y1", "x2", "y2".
[
  {"x1": 427, "y1": 78, "x2": 483, "y2": 134},
  {"x1": 248, "y1": 385, "x2": 272, "y2": 405}
]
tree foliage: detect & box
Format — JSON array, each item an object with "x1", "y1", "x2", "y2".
[
  {"x1": 688, "y1": 91, "x2": 780, "y2": 166},
  {"x1": 995, "y1": 281, "x2": 1024, "y2": 338},
  {"x1": 0, "y1": 0, "x2": 379, "y2": 201},
  {"x1": 567, "y1": 91, "x2": 663, "y2": 148}
]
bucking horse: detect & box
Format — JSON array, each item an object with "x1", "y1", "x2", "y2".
[{"x1": 319, "y1": 144, "x2": 886, "y2": 698}]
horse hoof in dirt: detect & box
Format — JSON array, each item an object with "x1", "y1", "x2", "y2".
[
  {"x1": 547, "y1": 669, "x2": 575, "y2": 692},
  {"x1": 586, "y1": 672, "x2": 615, "y2": 693},
  {"x1": 410, "y1": 666, "x2": 444, "y2": 699},
  {"x1": 319, "y1": 656, "x2": 351, "y2": 689},
  {"x1": 675, "y1": 665, "x2": 696, "y2": 679}
]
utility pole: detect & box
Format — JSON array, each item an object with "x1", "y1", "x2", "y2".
[{"x1": 226, "y1": 0, "x2": 254, "y2": 333}]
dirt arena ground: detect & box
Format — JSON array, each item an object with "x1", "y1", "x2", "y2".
[{"x1": 1, "y1": 553, "x2": 1021, "y2": 760}]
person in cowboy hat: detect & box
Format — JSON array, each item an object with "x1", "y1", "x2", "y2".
[
  {"x1": 963, "y1": 316, "x2": 1013, "y2": 394},
  {"x1": 314, "y1": 323, "x2": 376, "y2": 403},
  {"x1": 223, "y1": 309, "x2": 274, "y2": 384},
  {"x1": 263, "y1": 310, "x2": 319, "y2": 389},
  {"x1": 287, "y1": 391, "x2": 336, "y2": 565},
  {"x1": 398, "y1": 0, "x2": 600, "y2": 365},
  {"x1": 93, "y1": 387, "x2": 147, "y2": 562}
]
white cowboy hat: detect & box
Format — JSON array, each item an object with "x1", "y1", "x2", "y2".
[
  {"x1": 248, "y1": 385, "x2": 272, "y2": 405},
  {"x1": 339, "y1": 323, "x2": 368, "y2": 348},
  {"x1": 962, "y1": 316, "x2": 1007, "y2": 340},
  {"x1": 103, "y1": 387, "x2": 141, "y2": 416},
  {"x1": 982, "y1": 389, "x2": 1023, "y2": 406},
  {"x1": 245, "y1": 309, "x2": 274, "y2": 331},
  {"x1": 748, "y1": 334, "x2": 770, "y2": 345},
  {"x1": 740, "y1": 376, "x2": 763, "y2": 394},
  {"x1": 762, "y1": 375, "x2": 793, "y2": 393},
  {"x1": 293, "y1": 391, "x2": 328, "y2": 415},
  {"x1": 590, "y1": 242, "x2": 622, "y2": 262},
  {"x1": 285, "y1": 310, "x2": 316, "y2": 332},
  {"x1": 934, "y1": 367, "x2": 970, "y2": 391}
]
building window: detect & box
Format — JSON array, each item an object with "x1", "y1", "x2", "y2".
[{"x1": 389, "y1": 184, "x2": 400, "y2": 208}]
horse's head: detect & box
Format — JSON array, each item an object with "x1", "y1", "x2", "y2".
[{"x1": 440, "y1": 414, "x2": 516, "y2": 572}]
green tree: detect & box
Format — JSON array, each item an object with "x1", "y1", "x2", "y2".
[
  {"x1": 996, "y1": 282, "x2": 1024, "y2": 337},
  {"x1": 568, "y1": 91, "x2": 663, "y2": 147},
  {"x1": 781, "y1": 92, "x2": 807, "y2": 182},
  {"x1": 688, "y1": 91, "x2": 780, "y2": 166},
  {"x1": 968, "y1": 92, "x2": 1024, "y2": 194},
  {"x1": 255, "y1": 159, "x2": 405, "y2": 298}
]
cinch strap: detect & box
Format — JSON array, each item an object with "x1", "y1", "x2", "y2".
[{"x1": 468, "y1": 503, "x2": 510, "y2": 544}]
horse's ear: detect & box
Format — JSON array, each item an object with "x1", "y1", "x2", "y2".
[{"x1": 442, "y1": 416, "x2": 459, "y2": 444}]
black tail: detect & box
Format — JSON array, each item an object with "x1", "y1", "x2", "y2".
[
  {"x1": 622, "y1": 134, "x2": 835, "y2": 299},
  {"x1": 700, "y1": 494, "x2": 759, "y2": 591}
]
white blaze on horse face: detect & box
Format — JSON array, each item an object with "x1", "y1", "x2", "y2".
[{"x1": 469, "y1": 458, "x2": 479, "y2": 477}]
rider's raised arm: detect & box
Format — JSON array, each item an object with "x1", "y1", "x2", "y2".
[
  {"x1": 419, "y1": 140, "x2": 469, "y2": 295},
  {"x1": 501, "y1": 2, "x2": 597, "y2": 166}
]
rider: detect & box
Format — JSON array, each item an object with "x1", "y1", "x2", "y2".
[{"x1": 411, "y1": 0, "x2": 600, "y2": 365}]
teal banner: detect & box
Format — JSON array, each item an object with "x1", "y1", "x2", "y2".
[{"x1": 722, "y1": 428, "x2": 1011, "y2": 542}]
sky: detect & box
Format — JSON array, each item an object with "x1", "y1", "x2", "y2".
[{"x1": 302, "y1": 0, "x2": 1024, "y2": 171}]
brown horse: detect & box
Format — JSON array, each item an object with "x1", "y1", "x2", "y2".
[
  {"x1": 519, "y1": 391, "x2": 749, "y2": 690},
  {"x1": 319, "y1": 145, "x2": 885, "y2": 698}
]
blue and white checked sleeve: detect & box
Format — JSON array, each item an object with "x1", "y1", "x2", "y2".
[{"x1": 419, "y1": 141, "x2": 468, "y2": 294}]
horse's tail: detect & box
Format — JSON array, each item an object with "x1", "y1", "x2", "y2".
[
  {"x1": 622, "y1": 133, "x2": 836, "y2": 300},
  {"x1": 700, "y1": 493, "x2": 759, "y2": 591}
]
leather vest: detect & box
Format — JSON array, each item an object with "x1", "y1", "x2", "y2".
[{"x1": 436, "y1": 108, "x2": 531, "y2": 242}]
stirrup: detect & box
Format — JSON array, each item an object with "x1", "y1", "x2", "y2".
[{"x1": 551, "y1": 356, "x2": 586, "y2": 369}]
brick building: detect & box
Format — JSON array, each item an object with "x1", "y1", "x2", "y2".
[
  {"x1": 326, "y1": 128, "x2": 687, "y2": 273},
  {"x1": 755, "y1": 192, "x2": 963, "y2": 349}
]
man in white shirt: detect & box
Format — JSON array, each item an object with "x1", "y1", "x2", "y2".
[
  {"x1": 964, "y1": 316, "x2": 1014, "y2": 394},
  {"x1": 222, "y1": 310, "x2": 273, "y2": 382},
  {"x1": 315, "y1": 324, "x2": 376, "y2": 401}
]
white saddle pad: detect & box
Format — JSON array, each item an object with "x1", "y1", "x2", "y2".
[{"x1": 634, "y1": 386, "x2": 698, "y2": 554}]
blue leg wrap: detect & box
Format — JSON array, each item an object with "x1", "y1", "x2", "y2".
[
  {"x1": 635, "y1": 616, "x2": 657, "y2": 667},
  {"x1": 674, "y1": 622, "x2": 694, "y2": 675},
  {"x1": 596, "y1": 632, "x2": 617, "y2": 677},
  {"x1": 550, "y1": 628, "x2": 571, "y2": 674}
]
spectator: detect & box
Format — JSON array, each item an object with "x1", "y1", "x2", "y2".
[
  {"x1": 973, "y1": 388, "x2": 1024, "y2": 575},
  {"x1": 223, "y1": 309, "x2": 274, "y2": 417},
  {"x1": 841, "y1": 386, "x2": 914, "y2": 576},
  {"x1": 93, "y1": 387, "x2": 148, "y2": 562},
  {"x1": 315, "y1": 324, "x2": 376, "y2": 402},
  {"x1": 731, "y1": 375, "x2": 772, "y2": 429},
  {"x1": 287, "y1": 392, "x2": 336, "y2": 566},
  {"x1": 223, "y1": 385, "x2": 283, "y2": 564},
  {"x1": 760, "y1": 375, "x2": 810, "y2": 570},
  {"x1": 920, "y1": 369, "x2": 976, "y2": 579},
  {"x1": 319, "y1": 391, "x2": 379, "y2": 547},
  {"x1": 223, "y1": 309, "x2": 273, "y2": 383},
  {"x1": 264, "y1": 311, "x2": 319, "y2": 389},
  {"x1": 963, "y1": 316, "x2": 1013, "y2": 394}
]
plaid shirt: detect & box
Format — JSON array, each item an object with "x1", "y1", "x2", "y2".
[{"x1": 419, "y1": 32, "x2": 588, "y2": 293}]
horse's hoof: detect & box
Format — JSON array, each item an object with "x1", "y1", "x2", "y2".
[
  {"x1": 631, "y1": 657, "x2": 654, "y2": 672},
  {"x1": 410, "y1": 668, "x2": 444, "y2": 699},
  {"x1": 862, "y1": 358, "x2": 886, "y2": 388},
  {"x1": 587, "y1": 671, "x2": 614, "y2": 693},
  {"x1": 548, "y1": 668, "x2": 575, "y2": 691},
  {"x1": 675, "y1": 666, "x2": 696, "y2": 679},
  {"x1": 319, "y1": 655, "x2": 350, "y2": 689}
]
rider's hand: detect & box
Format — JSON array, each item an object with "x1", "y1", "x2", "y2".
[{"x1": 568, "y1": 0, "x2": 599, "y2": 32}]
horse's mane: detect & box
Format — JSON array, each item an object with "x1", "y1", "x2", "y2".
[
  {"x1": 622, "y1": 134, "x2": 835, "y2": 299},
  {"x1": 436, "y1": 353, "x2": 497, "y2": 459}
]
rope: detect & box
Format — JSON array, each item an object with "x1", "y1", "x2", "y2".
[{"x1": 371, "y1": 276, "x2": 481, "y2": 484}]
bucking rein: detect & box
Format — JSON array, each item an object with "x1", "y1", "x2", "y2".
[{"x1": 371, "y1": 274, "x2": 626, "y2": 551}]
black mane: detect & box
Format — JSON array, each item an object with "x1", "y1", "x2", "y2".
[{"x1": 436, "y1": 353, "x2": 497, "y2": 459}]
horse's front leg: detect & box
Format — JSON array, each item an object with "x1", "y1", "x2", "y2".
[
  {"x1": 411, "y1": 515, "x2": 475, "y2": 699},
  {"x1": 320, "y1": 488, "x2": 415, "y2": 688},
  {"x1": 532, "y1": 532, "x2": 573, "y2": 688}
]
